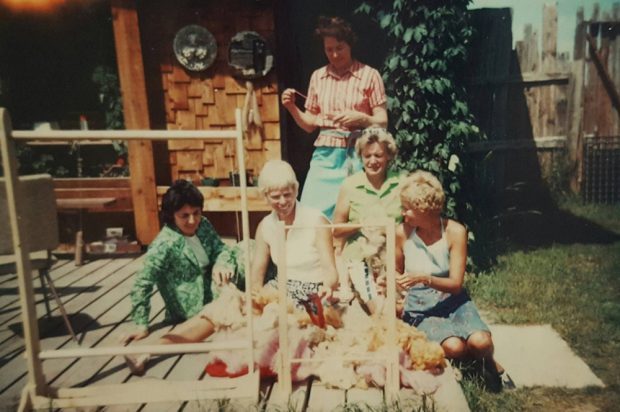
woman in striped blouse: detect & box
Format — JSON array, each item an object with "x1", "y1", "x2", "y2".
[{"x1": 281, "y1": 16, "x2": 388, "y2": 219}]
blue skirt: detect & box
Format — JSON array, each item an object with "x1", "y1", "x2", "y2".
[
  {"x1": 300, "y1": 146, "x2": 362, "y2": 219},
  {"x1": 402, "y1": 288, "x2": 490, "y2": 343}
]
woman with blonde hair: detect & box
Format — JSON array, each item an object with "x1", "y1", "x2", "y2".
[
  {"x1": 395, "y1": 170, "x2": 505, "y2": 391},
  {"x1": 332, "y1": 128, "x2": 402, "y2": 313},
  {"x1": 251, "y1": 160, "x2": 339, "y2": 302}
]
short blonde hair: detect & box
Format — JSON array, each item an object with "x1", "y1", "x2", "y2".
[
  {"x1": 258, "y1": 160, "x2": 299, "y2": 195},
  {"x1": 355, "y1": 128, "x2": 398, "y2": 159},
  {"x1": 400, "y1": 170, "x2": 445, "y2": 213}
]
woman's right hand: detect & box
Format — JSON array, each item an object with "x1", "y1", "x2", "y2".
[
  {"x1": 120, "y1": 329, "x2": 149, "y2": 345},
  {"x1": 281, "y1": 88, "x2": 297, "y2": 109},
  {"x1": 396, "y1": 272, "x2": 431, "y2": 290}
]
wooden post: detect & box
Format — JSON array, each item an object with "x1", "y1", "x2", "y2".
[
  {"x1": 541, "y1": 3, "x2": 558, "y2": 137},
  {"x1": 383, "y1": 218, "x2": 399, "y2": 402},
  {"x1": 0, "y1": 109, "x2": 47, "y2": 399},
  {"x1": 111, "y1": 0, "x2": 159, "y2": 245},
  {"x1": 568, "y1": 7, "x2": 586, "y2": 193},
  {"x1": 235, "y1": 109, "x2": 255, "y2": 376},
  {"x1": 275, "y1": 220, "x2": 292, "y2": 397}
]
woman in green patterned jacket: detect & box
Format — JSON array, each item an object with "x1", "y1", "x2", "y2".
[{"x1": 122, "y1": 180, "x2": 246, "y2": 344}]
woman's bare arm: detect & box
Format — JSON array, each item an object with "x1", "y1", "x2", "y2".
[
  {"x1": 250, "y1": 221, "x2": 272, "y2": 290},
  {"x1": 332, "y1": 185, "x2": 358, "y2": 240},
  {"x1": 315, "y1": 215, "x2": 339, "y2": 290},
  {"x1": 281, "y1": 88, "x2": 318, "y2": 133}
]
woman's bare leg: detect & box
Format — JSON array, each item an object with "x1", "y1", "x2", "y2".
[{"x1": 125, "y1": 316, "x2": 216, "y2": 375}]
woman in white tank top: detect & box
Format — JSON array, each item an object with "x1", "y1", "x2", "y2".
[
  {"x1": 395, "y1": 171, "x2": 505, "y2": 392},
  {"x1": 251, "y1": 160, "x2": 339, "y2": 304}
]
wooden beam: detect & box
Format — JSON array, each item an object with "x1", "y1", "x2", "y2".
[
  {"x1": 467, "y1": 72, "x2": 570, "y2": 86},
  {"x1": 31, "y1": 374, "x2": 259, "y2": 409},
  {"x1": 0, "y1": 109, "x2": 47, "y2": 397},
  {"x1": 586, "y1": 33, "x2": 620, "y2": 117},
  {"x1": 467, "y1": 136, "x2": 567, "y2": 152},
  {"x1": 111, "y1": 0, "x2": 159, "y2": 245}
]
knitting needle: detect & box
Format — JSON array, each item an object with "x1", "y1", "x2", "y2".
[{"x1": 293, "y1": 90, "x2": 307, "y2": 100}]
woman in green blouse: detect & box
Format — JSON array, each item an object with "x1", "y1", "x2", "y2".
[
  {"x1": 332, "y1": 128, "x2": 402, "y2": 313},
  {"x1": 122, "y1": 180, "x2": 246, "y2": 344}
]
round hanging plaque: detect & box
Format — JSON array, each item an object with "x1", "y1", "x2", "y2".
[
  {"x1": 228, "y1": 31, "x2": 274, "y2": 79},
  {"x1": 173, "y1": 25, "x2": 217, "y2": 72}
]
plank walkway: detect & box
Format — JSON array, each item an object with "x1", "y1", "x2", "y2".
[{"x1": 0, "y1": 257, "x2": 469, "y2": 412}]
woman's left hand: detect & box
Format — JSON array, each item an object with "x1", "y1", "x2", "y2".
[
  {"x1": 212, "y1": 268, "x2": 234, "y2": 286},
  {"x1": 317, "y1": 284, "x2": 338, "y2": 303},
  {"x1": 331, "y1": 110, "x2": 368, "y2": 128}
]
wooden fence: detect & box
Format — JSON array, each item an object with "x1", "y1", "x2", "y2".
[{"x1": 467, "y1": 2, "x2": 620, "y2": 203}]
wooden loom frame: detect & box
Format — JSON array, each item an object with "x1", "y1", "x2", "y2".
[
  {"x1": 270, "y1": 219, "x2": 401, "y2": 403},
  {"x1": 0, "y1": 107, "x2": 259, "y2": 410}
]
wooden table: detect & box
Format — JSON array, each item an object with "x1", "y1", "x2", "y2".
[{"x1": 56, "y1": 197, "x2": 117, "y2": 265}]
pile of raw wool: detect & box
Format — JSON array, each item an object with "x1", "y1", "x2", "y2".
[{"x1": 202, "y1": 285, "x2": 445, "y2": 394}]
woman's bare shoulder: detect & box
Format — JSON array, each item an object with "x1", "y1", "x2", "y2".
[{"x1": 445, "y1": 218, "x2": 467, "y2": 240}]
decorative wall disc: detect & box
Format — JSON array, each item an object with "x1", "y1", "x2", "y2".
[
  {"x1": 173, "y1": 24, "x2": 217, "y2": 71},
  {"x1": 228, "y1": 31, "x2": 274, "y2": 79}
]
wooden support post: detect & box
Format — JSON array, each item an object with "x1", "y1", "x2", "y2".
[
  {"x1": 568, "y1": 7, "x2": 586, "y2": 193},
  {"x1": 275, "y1": 220, "x2": 292, "y2": 397},
  {"x1": 383, "y1": 218, "x2": 399, "y2": 402},
  {"x1": 567, "y1": 62, "x2": 585, "y2": 193},
  {"x1": 235, "y1": 109, "x2": 256, "y2": 377},
  {"x1": 0, "y1": 109, "x2": 47, "y2": 399},
  {"x1": 111, "y1": 0, "x2": 159, "y2": 245}
]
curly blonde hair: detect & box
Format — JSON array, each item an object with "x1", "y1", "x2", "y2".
[
  {"x1": 400, "y1": 170, "x2": 445, "y2": 213},
  {"x1": 355, "y1": 128, "x2": 398, "y2": 159}
]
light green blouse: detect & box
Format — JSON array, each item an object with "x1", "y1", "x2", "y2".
[{"x1": 342, "y1": 170, "x2": 403, "y2": 259}]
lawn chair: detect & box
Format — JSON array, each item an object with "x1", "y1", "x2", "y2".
[{"x1": 0, "y1": 173, "x2": 78, "y2": 342}]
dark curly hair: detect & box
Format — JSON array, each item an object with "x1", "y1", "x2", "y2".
[
  {"x1": 314, "y1": 16, "x2": 358, "y2": 47},
  {"x1": 160, "y1": 180, "x2": 204, "y2": 227}
]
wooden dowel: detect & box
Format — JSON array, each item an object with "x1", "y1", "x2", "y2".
[
  {"x1": 283, "y1": 222, "x2": 395, "y2": 230},
  {"x1": 11, "y1": 130, "x2": 238, "y2": 141},
  {"x1": 289, "y1": 354, "x2": 391, "y2": 363},
  {"x1": 38, "y1": 339, "x2": 248, "y2": 359}
]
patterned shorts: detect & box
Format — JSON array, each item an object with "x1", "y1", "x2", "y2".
[{"x1": 266, "y1": 278, "x2": 322, "y2": 306}]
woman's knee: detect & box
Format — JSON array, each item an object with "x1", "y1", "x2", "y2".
[
  {"x1": 467, "y1": 331, "x2": 493, "y2": 353},
  {"x1": 441, "y1": 337, "x2": 467, "y2": 359}
]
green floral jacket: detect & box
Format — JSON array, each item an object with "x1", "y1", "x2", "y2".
[{"x1": 130, "y1": 218, "x2": 245, "y2": 330}]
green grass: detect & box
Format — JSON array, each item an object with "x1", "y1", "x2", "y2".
[{"x1": 463, "y1": 199, "x2": 620, "y2": 411}]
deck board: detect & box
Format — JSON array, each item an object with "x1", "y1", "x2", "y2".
[{"x1": 0, "y1": 256, "x2": 470, "y2": 412}]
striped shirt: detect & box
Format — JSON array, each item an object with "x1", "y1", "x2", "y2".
[{"x1": 305, "y1": 61, "x2": 386, "y2": 147}]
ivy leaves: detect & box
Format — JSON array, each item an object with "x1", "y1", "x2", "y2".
[{"x1": 357, "y1": 0, "x2": 481, "y2": 221}]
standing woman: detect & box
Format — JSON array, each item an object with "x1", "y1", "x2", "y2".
[{"x1": 281, "y1": 16, "x2": 388, "y2": 219}]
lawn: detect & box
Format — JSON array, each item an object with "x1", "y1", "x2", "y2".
[{"x1": 463, "y1": 198, "x2": 620, "y2": 411}]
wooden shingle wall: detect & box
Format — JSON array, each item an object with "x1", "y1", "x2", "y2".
[{"x1": 141, "y1": 0, "x2": 281, "y2": 183}]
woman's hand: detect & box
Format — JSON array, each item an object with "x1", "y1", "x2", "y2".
[
  {"x1": 120, "y1": 329, "x2": 149, "y2": 345},
  {"x1": 396, "y1": 272, "x2": 432, "y2": 290},
  {"x1": 212, "y1": 268, "x2": 234, "y2": 286},
  {"x1": 281, "y1": 88, "x2": 297, "y2": 109},
  {"x1": 332, "y1": 110, "x2": 368, "y2": 128},
  {"x1": 318, "y1": 283, "x2": 340, "y2": 304}
]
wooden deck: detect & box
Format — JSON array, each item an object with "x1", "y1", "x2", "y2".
[{"x1": 0, "y1": 256, "x2": 469, "y2": 412}]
